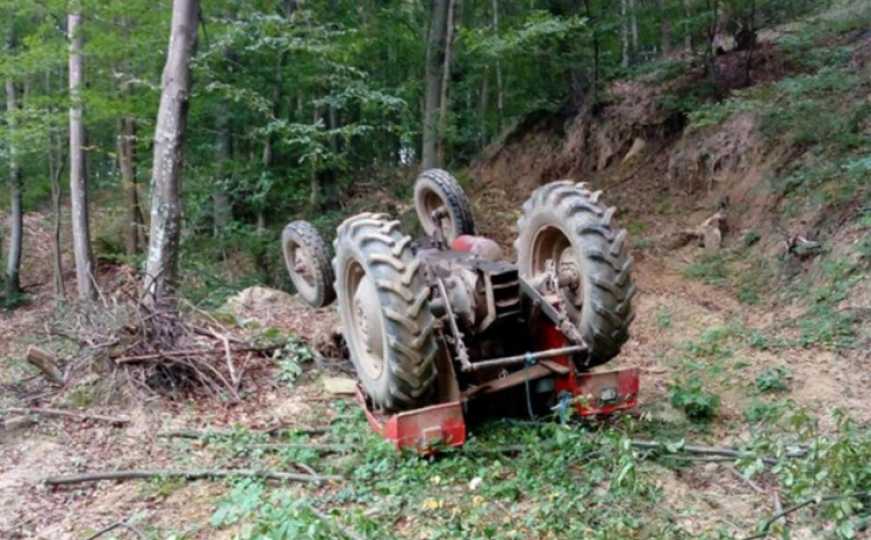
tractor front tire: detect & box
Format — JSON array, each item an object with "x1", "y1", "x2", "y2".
[
  {"x1": 333, "y1": 213, "x2": 438, "y2": 411},
  {"x1": 515, "y1": 181, "x2": 636, "y2": 367},
  {"x1": 281, "y1": 220, "x2": 336, "y2": 308}
]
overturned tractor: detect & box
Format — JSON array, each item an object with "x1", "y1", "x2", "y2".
[{"x1": 282, "y1": 169, "x2": 637, "y2": 451}]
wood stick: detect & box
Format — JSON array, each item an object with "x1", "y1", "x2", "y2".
[
  {"x1": 44, "y1": 468, "x2": 341, "y2": 486},
  {"x1": 727, "y1": 464, "x2": 764, "y2": 494},
  {"x1": 26, "y1": 346, "x2": 65, "y2": 385},
  {"x1": 212, "y1": 329, "x2": 238, "y2": 391},
  {"x1": 5, "y1": 407, "x2": 129, "y2": 425},
  {"x1": 629, "y1": 440, "x2": 793, "y2": 466},
  {"x1": 308, "y1": 506, "x2": 367, "y2": 540},
  {"x1": 249, "y1": 443, "x2": 350, "y2": 454},
  {"x1": 85, "y1": 521, "x2": 145, "y2": 540},
  {"x1": 1, "y1": 415, "x2": 38, "y2": 432},
  {"x1": 157, "y1": 425, "x2": 327, "y2": 440},
  {"x1": 742, "y1": 491, "x2": 871, "y2": 540}
]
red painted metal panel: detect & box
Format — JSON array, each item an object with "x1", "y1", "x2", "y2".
[
  {"x1": 535, "y1": 321, "x2": 639, "y2": 416},
  {"x1": 356, "y1": 386, "x2": 467, "y2": 452}
]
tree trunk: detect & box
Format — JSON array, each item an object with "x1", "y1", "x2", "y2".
[
  {"x1": 422, "y1": 0, "x2": 449, "y2": 169},
  {"x1": 213, "y1": 106, "x2": 232, "y2": 236},
  {"x1": 658, "y1": 0, "x2": 672, "y2": 54},
  {"x1": 143, "y1": 0, "x2": 199, "y2": 304},
  {"x1": 629, "y1": 0, "x2": 639, "y2": 56},
  {"x1": 683, "y1": 0, "x2": 693, "y2": 52},
  {"x1": 4, "y1": 77, "x2": 22, "y2": 297},
  {"x1": 46, "y1": 70, "x2": 66, "y2": 300},
  {"x1": 435, "y1": 0, "x2": 456, "y2": 165},
  {"x1": 478, "y1": 69, "x2": 489, "y2": 148},
  {"x1": 309, "y1": 106, "x2": 321, "y2": 210},
  {"x1": 620, "y1": 0, "x2": 630, "y2": 68},
  {"x1": 118, "y1": 117, "x2": 143, "y2": 255},
  {"x1": 68, "y1": 12, "x2": 96, "y2": 301},
  {"x1": 492, "y1": 0, "x2": 503, "y2": 133}
]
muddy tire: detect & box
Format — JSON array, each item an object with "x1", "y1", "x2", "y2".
[
  {"x1": 333, "y1": 213, "x2": 438, "y2": 410},
  {"x1": 281, "y1": 220, "x2": 336, "y2": 308},
  {"x1": 515, "y1": 181, "x2": 635, "y2": 367},
  {"x1": 414, "y1": 169, "x2": 476, "y2": 243}
]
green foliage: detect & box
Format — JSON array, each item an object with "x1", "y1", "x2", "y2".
[
  {"x1": 655, "y1": 307, "x2": 673, "y2": 329},
  {"x1": 684, "y1": 254, "x2": 729, "y2": 285},
  {"x1": 0, "y1": 289, "x2": 28, "y2": 311},
  {"x1": 743, "y1": 399, "x2": 787, "y2": 424},
  {"x1": 755, "y1": 366, "x2": 791, "y2": 393},
  {"x1": 741, "y1": 409, "x2": 871, "y2": 539},
  {"x1": 273, "y1": 336, "x2": 314, "y2": 386},
  {"x1": 794, "y1": 259, "x2": 862, "y2": 350},
  {"x1": 742, "y1": 231, "x2": 761, "y2": 248},
  {"x1": 669, "y1": 376, "x2": 720, "y2": 421}
]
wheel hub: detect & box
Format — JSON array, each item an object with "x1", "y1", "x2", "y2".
[{"x1": 351, "y1": 274, "x2": 384, "y2": 378}]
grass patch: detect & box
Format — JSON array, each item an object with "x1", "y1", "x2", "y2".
[{"x1": 683, "y1": 254, "x2": 729, "y2": 285}]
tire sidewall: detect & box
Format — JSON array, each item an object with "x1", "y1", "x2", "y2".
[{"x1": 334, "y1": 234, "x2": 393, "y2": 405}]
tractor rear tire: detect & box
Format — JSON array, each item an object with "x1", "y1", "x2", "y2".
[
  {"x1": 414, "y1": 169, "x2": 476, "y2": 243},
  {"x1": 333, "y1": 213, "x2": 438, "y2": 411},
  {"x1": 515, "y1": 181, "x2": 636, "y2": 367},
  {"x1": 281, "y1": 220, "x2": 336, "y2": 307}
]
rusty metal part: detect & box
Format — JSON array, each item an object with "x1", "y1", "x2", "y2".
[
  {"x1": 436, "y1": 277, "x2": 472, "y2": 371},
  {"x1": 462, "y1": 345, "x2": 587, "y2": 372},
  {"x1": 518, "y1": 277, "x2": 585, "y2": 346},
  {"x1": 462, "y1": 359, "x2": 571, "y2": 399}
]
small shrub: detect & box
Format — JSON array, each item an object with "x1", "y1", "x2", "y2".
[
  {"x1": 755, "y1": 366, "x2": 791, "y2": 393},
  {"x1": 684, "y1": 254, "x2": 729, "y2": 285},
  {"x1": 743, "y1": 399, "x2": 786, "y2": 424},
  {"x1": 669, "y1": 376, "x2": 720, "y2": 421},
  {"x1": 742, "y1": 231, "x2": 761, "y2": 248},
  {"x1": 274, "y1": 335, "x2": 314, "y2": 386},
  {"x1": 655, "y1": 307, "x2": 672, "y2": 329}
]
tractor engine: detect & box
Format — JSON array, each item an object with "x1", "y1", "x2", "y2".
[{"x1": 423, "y1": 235, "x2": 519, "y2": 336}]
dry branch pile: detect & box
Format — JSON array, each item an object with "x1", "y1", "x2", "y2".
[{"x1": 42, "y1": 290, "x2": 280, "y2": 401}]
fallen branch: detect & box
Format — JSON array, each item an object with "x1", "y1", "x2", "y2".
[
  {"x1": 26, "y1": 346, "x2": 65, "y2": 385},
  {"x1": 308, "y1": 506, "x2": 367, "y2": 540},
  {"x1": 157, "y1": 425, "x2": 327, "y2": 440},
  {"x1": 85, "y1": 521, "x2": 145, "y2": 540},
  {"x1": 45, "y1": 468, "x2": 341, "y2": 487},
  {"x1": 629, "y1": 440, "x2": 802, "y2": 466},
  {"x1": 249, "y1": 443, "x2": 350, "y2": 454},
  {"x1": 5, "y1": 407, "x2": 129, "y2": 426},
  {"x1": 742, "y1": 491, "x2": 871, "y2": 540},
  {"x1": 1, "y1": 415, "x2": 38, "y2": 432}
]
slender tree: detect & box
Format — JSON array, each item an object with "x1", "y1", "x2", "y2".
[
  {"x1": 422, "y1": 0, "x2": 449, "y2": 169},
  {"x1": 47, "y1": 69, "x2": 66, "y2": 300},
  {"x1": 4, "y1": 59, "x2": 23, "y2": 297},
  {"x1": 68, "y1": 9, "x2": 96, "y2": 300},
  {"x1": 142, "y1": 0, "x2": 199, "y2": 304},
  {"x1": 436, "y1": 0, "x2": 457, "y2": 165}
]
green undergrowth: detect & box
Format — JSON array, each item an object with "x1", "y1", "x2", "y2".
[
  {"x1": 683, "y1": 240, "x2": 865, "y2": 352},
  {"x1": 191, "y1": 396, "x2": 871, "y2": 540},
  {"x1": 209, "y1": 413, "x2": 694, "y2": 539}
]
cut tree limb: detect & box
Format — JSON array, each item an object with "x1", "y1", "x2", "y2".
[
  {"x1": 1, "y1": 415, "x2": 37, "y2": 432},
  {"x1": 6, "y1": 407, "x2": 129, "y2": 426},
  {"x1": 157, "y1": 424, "x2": 327, "y2": 440},
  {"x1": 26, "y1": 346, "x2": 65, "y2": 385},
  {"x1": 44, "y1": 468, "x2": 340, "y2": 486}
]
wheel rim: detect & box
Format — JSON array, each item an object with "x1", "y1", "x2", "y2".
[
  {"x1": 417, "y1": 187, "x2": 453, "y2": 240},
  {"x1": 284, "y1": 239, "x2": 317, "y2": 301},
  {"x1": 529, "y1": 226, "x2": 584, "y2": 318},
  {"x1": 345, "y1": 260, "x2": 385, "y2": 379}
]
